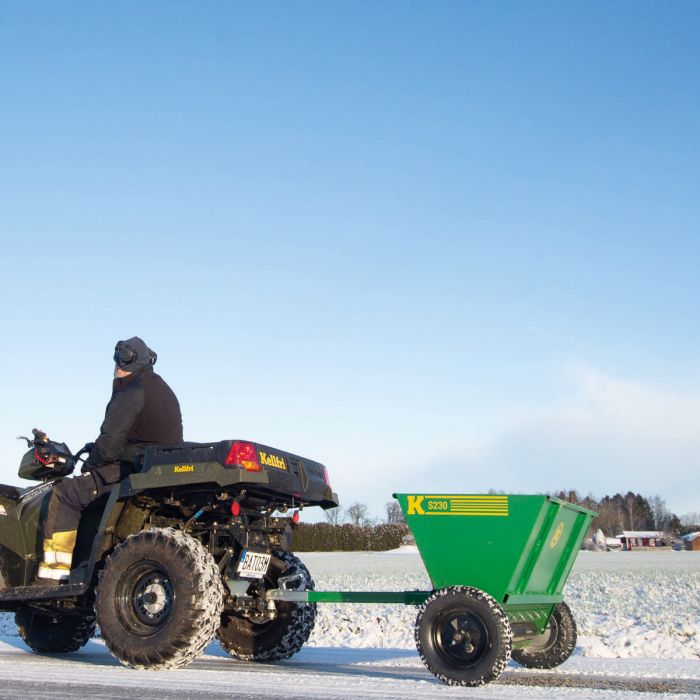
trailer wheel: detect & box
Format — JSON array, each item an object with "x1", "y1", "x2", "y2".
[
  {"x1": 415, "y1": 586, "x2": 512, "y2": 687},
  {"x1": 16, "y1": 611, "x2": 96, "y2": 653},
  {"x1": 511, "y1": 601, "x2": 577, "y2": 669},
  {"x1": 217, "y1": 551, "x2": 316, "y2": 661},
  {"x1": 95, "y1": 527, "x2": 224, "y2": 669}
]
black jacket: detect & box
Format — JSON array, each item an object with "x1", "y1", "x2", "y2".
[{"x1": 86, "y1": 367, "x2": 183, "y2": 475}]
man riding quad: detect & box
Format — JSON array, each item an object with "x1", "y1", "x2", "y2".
[
  {"x1": 38, "y1": 336, "x2": 182, "y2": 581},
  {"x1": 1, "y1": 341, "x2": 336, "y2": 669}
]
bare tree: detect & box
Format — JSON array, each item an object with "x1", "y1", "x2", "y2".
[
  {"x1": 648, "y1": 495, "x2": 670, "y2": 531},
  {"x1": 616, "y1": 502, "x2": 626, "y2": 533},
  {"x1": 323, "y1": 507, "x2": 342, "y2": 525},
  {"x1": 681, "y1": 512, "x2": 700, "y2": 531},
  {"x1": 345, "y1": 502, "x2": 370, "y2": 526},
  {"x1": 592, "y1": 498, "x2": 620, "y2": 536},
  {"x1": 566, "y1": 490, "x2": 581, "y2": 504},
  {"x1": 623, "y1": 492, "x2": 643, "y2": 530},
  {"x1": 385, "y1": 500, "x2": 405, "y2": 525}
]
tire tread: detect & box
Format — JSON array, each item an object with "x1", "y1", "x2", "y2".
[
  {"x1": 415, "y1": 585, "x2": 512, "y2": 687},
  {"x1": 95, "y1": 527, "x2": 224, "y2": 670}
]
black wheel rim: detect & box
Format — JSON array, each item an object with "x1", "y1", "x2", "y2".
[
  {"x1": 432, "y1": 609, "x2": 490, "y2": 668},
  {"x1": 115, "y1": 560, "x2": 175, "y2": 636}
]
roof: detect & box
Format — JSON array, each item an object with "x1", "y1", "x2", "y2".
[
  {"x1": 618, "y1": 531, "x2": 664, "y2": 538},
  {"x1": 682, "y1": 532, "x2": 700, "y2": 541}
]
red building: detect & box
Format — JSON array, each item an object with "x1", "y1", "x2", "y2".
[{"x1": 617, "y1": 530, "x2": 665, "y2": 550}]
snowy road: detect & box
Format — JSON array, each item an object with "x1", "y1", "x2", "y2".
[{"x1": 0, "y1": 637, "x2": 698, "y2": 700}]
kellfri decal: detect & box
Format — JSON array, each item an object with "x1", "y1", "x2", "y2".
[
  {"x1": 259, "y1": 452, "x2": 287, "y2": 470},
  {"x1": 173, "y1": 465, "x2": 195, "y2": 473}
]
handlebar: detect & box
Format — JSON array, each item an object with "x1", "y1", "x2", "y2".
[
  {"x1": 17, "y1": 430, "x2": 93, "y2": 464},
  {"x1": 17, "y1": 429, "x2": 49, "y2": 448},
  {"x1": 74, "y1": 443, "x2": 94, "y2": 464}
]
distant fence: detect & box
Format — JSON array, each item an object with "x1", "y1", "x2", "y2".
[{"x1": 291, "y1": 523, "x2": 406, "y2": 552}]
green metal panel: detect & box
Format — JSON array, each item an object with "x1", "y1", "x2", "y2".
[
  {"x1": 265, "y1": 493, "x2": 594, "y2": 641},
  {"x1": 307, "y1": 591, "x2": 430, "y2": 605},
  {"x1": 394, "y1": 493, "x2": 595, "y2": 611}
]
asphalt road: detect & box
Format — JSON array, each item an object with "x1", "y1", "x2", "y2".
[{"x1": 0, "y1": 637, "x2": 697, "y2": 699}]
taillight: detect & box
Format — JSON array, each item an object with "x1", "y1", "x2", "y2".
[
  {"x1": 225, "y1": 441, "x2": 261, "y2": 472},
  {"x1": 322, "y1": 465, "x2": 332, "y2": 489}
]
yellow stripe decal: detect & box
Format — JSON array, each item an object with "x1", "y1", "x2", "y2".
[{"x1": 405, "y1": 495, "x2": 510, "y2": 516}]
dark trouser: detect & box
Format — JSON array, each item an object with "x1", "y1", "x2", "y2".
[{"x1": 44, "y1": 464, "x2": 125, "y2": 539}]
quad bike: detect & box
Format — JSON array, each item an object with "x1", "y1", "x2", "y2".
[
  {"x1": 0, "y1": 431, "x2": 593, "y2": 686},
  {"x1": 0, "y1": 429, "x2": 338, "y2": 669}
]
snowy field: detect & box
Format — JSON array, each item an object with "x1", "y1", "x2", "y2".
[
  {"x1": 0, "y1": 549, "x2": 698, "y2": 699},
  {"x1": 304, "y1": 548, "x2": 700, "y2": 660}
]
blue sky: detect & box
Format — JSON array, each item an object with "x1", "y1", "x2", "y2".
[{"x1": 1, "y1": 2, "x2": 699, "y2": 519}]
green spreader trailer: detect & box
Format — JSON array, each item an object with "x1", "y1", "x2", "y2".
[{"x1": 270, "y1": 493, "x2": 596, "y2": 687}]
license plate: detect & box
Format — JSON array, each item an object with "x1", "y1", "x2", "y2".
[{"x1": 236, "y1": 550, "x2": 271, "y2": 579}]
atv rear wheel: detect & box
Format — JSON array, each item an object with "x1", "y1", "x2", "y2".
[
  {"x1": 95, "y1": 527, "x2": 224, "y2": 669},
  {"x1": 16, "y1": 610, "x2": 96, "y2": 653},
  {"x1": 415, "y1": 586, "x2": 512, "y2": 687},
  {"x1": 218, "y1": 550, "x2": 316, "y2": 661},
  {"x1": 511, "y1": 602, "x2": 577, "y2": 669}
]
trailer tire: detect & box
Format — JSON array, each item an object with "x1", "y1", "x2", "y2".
[
  {"x1": 218, "y1": 551, "x2": 316, "y2": 661},
  {"x1": 415, "y1": 586, "x2": 512, "y2": 687},
  {"x1": 95, "y1": 527, "x2": 224, "y2": 669},
  {"x1": 511, "y1": 601, "x2": 577, "y2": 669},
  {"x1": 16, "y1": 611, "x2": 96, "y2": 653}
]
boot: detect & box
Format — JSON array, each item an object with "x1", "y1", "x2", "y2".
[{"x1": 37, "y1": 530, "x2": 77, "y2": 583}]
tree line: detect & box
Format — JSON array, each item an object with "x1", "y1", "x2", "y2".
[
  {"x1": 321, "y1": 493, "x2": 699, "y2": 535},
  {"x1": 548, "y1": 490, "x2": 698, "y2": 536},
  {"x1": 291, "y1": 493, "x2": 698, "y2": 552},
  {"x1": 290, "y1": 501, "x2": 408, "y2": 552}
]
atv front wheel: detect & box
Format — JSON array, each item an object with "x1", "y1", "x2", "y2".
[
  {"x1": 511, "y1": 602, "x2": 577, "y2": 669},
  {"x1": 16, "y1": 611, "x2": 96, "y2": 653},
  {"x1": 218, "y1": 550, "x2": 316, "y2": 661},
  {"x1": 95, "y1": 527, "x2": 224, "y2": 669}
]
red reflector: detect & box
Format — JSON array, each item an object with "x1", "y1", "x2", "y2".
[
  {"x1": 292, "y1": 510, "x2": 300, "y2": 524},
  {"x1": 225, "y1": 441, "x2": 261, "y2": 472},
  {"x1": 231, "y1": 501, "x2": 241, "y2": 517}
]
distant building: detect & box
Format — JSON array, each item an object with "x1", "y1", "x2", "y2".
[
  {"x1": 617, "y1": 531, "x2": 666, "y2": 551},
  {"x1": 682, "y1": 532, "x2": 700, "y2": 551},
  {"x1": 605, "y1": 536, "x2": 622, "y2": 550}
]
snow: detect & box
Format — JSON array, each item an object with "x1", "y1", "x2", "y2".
[
  {"x1": 0, "y1": 549, "x2": 698, "y2": 697},
  {"x1": 619, "y1": 531, "x2": 664, "y2": 539},
  {"x1": 299, "y1": 549, "x2": 700, "y2": 661}
]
